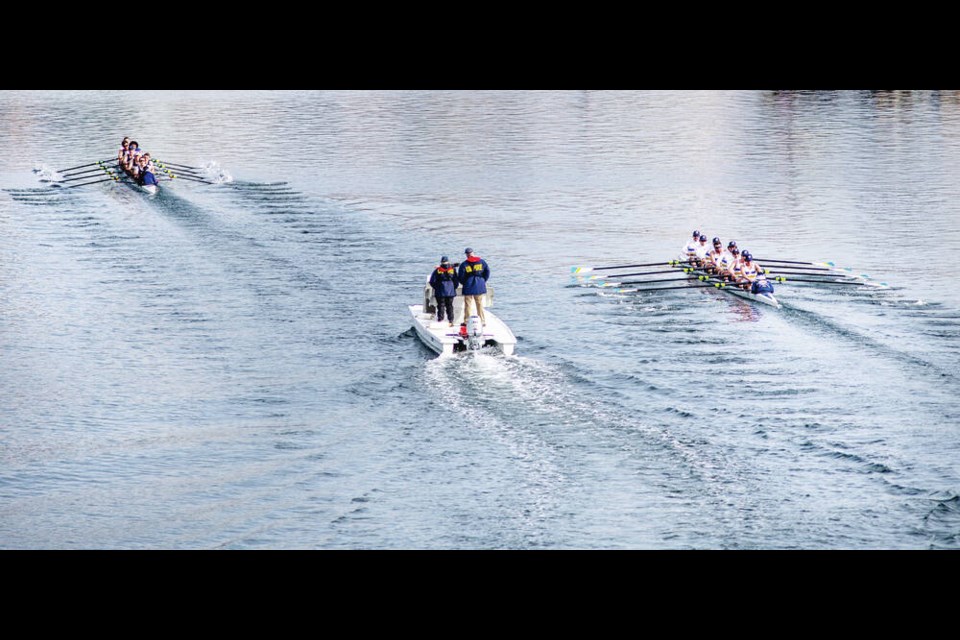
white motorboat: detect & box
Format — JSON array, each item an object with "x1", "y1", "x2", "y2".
[{"x1": 409, "y1": 284, "x2": 517, "y2": 357}]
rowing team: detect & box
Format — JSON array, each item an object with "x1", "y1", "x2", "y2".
[
  {"x1": 681, "y1": 231, "x2": 774, "y2": 294},
  {"x1": 117, "y1": 137, "x2": 159, "y2": 188}
]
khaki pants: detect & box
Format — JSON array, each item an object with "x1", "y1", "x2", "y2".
[{"x1": 462, "y1": 294, "x2": 486, "y2": 324}]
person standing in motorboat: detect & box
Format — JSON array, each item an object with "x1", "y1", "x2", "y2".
[
  {"x1": 458, "y1": 247, "x2": 489, "y2": 327},
  {"x1": 429, "y1": 256, "x2": 459, "y2": 326}
]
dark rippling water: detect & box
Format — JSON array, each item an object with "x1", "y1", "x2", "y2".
[{"x1": 1, "y1": 90, "x2": 958, "y2": 549}]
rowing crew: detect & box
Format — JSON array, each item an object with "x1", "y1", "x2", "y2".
[
  {"x1": 682, "y1": 230, "x2": 774, "y2": 294},
  {"x1": 116, "y1": 137, "x2": 160, "y2": 189}
]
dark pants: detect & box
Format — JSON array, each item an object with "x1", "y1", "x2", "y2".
[{"x1": 436, "y1": 296, "x2": 455, "y2": 323}]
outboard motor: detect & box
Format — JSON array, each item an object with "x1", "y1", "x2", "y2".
[{"x1": 466, "y1": 315, "x2": 484, "y2": 351}]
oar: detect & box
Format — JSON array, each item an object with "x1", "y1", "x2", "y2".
[
  {"x1": 754, "y1": 258, "x2": 835, "y2": 266},
  {"x1": 759, "y1": 264, "x2": 832, "y2": 272},
  {"x1": 167, "y1": 173, "x2": 214, "y2": 185},
  {"x1": 57, "y1": 159, "x2": 116, "y2": 173},
  {"x1": 152, "y1": 160, "x2": 204, "y2": 177},
  {"x1": 571, "y1": 260, "x2": 684, "y2": 274},
  {"x1": 582, "y1": 267, "x2": 697, "y2": 279},
  {"x1": 617, "y1": 281, "x2": 738, "y2": 294},
  {"x1": 155, "y1": 159, "x2": 204, "y2": 171},
  {"x1": 771, "y1": 276, "x2": 887, "y2": 287},
  {"x1": 64, "y1": 176, "x2": 121, "y2": 188},
  {"x1": 589, "y1": 273, "x2": 721, "y2": 287},
  {"x1": 61, "y1": 166, "x2": 116, "y2": 178},
  {"x1": 615, "y1": 275, "x2": 717, "y2": 286},
  {"x1": 60, "y1": 169, "x2": 109, "y2": 182},
  {"x1": 764, "y1": 265, "x2": 876, "y2": 280},
  {"x1": 755, "y1": 257, "x2": 874, "y2": 274},
  {"x1": 766, "y1": 269, "x2": 873, "y2": 281}
]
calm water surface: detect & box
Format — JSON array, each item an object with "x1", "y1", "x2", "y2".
[{"x1": 1, "y1": 90, "x2": 958, "y2": 548}]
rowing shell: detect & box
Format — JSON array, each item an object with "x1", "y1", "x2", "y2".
[
  {"x1": 115, "y1": 162, "x2": 158, "y2": 195},
  {"x1": 673, "y1": 257, "x2": 781, "y2": 308}
]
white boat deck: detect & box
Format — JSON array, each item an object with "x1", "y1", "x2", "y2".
[{"x1": 409, "y1": 285, "x2": 517, "y2": 356}]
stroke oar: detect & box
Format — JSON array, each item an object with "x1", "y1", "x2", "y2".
[
  {"x1": 166, "y1": 174, "x2": 214, "y2": 185},
  {"x1": 771, "y1": 276, "x2": 888, "y2": 288},
  {"x1": 152, "y1": 160, "x2": 204, "y2": 177},
  {"x1": 765, "y1": 268, "x2": 873, "y2": 280},
  {"x1": 761, "y1": 264, "x2": 832, "y2": 272},
  {"x1": 762, "y1": 264, "x2": 876, "y2": 280},
  {"x1": 155, "y1": 159, "x2": 204, "y2": 172},
  {"x1": 754, "y1": 258, "x2": 836, "y2": 266},
  {"x1": 57, "y1": 159, "x2": 116, "y2": 173},
  {"x1": 571, "y1": 260, "x2": 684, "y2": 274}
]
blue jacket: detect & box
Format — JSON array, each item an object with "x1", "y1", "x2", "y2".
[
  {"x1": 429, "y1": 265, "x2": 458, "y2": 298},
  {"x1": 457, "y1": 256, "x2": 489, "y2": 295}
]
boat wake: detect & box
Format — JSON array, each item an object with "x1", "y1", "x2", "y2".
[
  {"x1": 419, "y1": 352, "x2": 753, "y2": 506},
  {"x1": 32, "y1": 163, "x2": 61, "y2": 182},
  {"x1": 193, "y1": 161, "x2": 232, "y2": 184}
]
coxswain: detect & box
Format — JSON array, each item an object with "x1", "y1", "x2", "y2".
[
  {"x1": 682, "y1": 230, "x2": 701, "y2": 263},
  {"x1": 138, "y1": 153, "x2": 159, "y2": 188}
]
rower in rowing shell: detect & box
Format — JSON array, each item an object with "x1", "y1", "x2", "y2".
[
  {"x1": 726, "y1": 243, "x2": 743, "y2": 282},
  {"x1": 704, "y1": 237, "x2": 727, "y2": 275},
  {"x1": 693, "y1": 233, "x2": 711, "y2": 268},
  {"x1": 682, "y1": 230, "x2": 701, "y2": 263},
  {"x1": 738, "y1": 251, "x2": 774, "y2": 294},
  {"x1": 117, "y1": 137, "x2": 130, "y2": 164},
  {"x1": 123, "y1": 140, "x2": 142, "y2": 172},
  {"x1": 715, "y1": 240, "x2": 739, "y2": 281}
]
